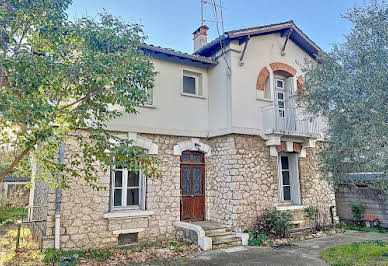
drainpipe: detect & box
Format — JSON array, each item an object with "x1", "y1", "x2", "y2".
[
  {"x1": 330, "y1": 205, "x2": 336, "y2": 224},
  {"x1": 55, "y1": 143, "x2": 65, "y2": 249}
]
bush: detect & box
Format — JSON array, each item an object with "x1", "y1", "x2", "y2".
[
  {"x1": 348, "y1": 202, "x2": 365, "y2": 224},
  {"x1": 0, "y1": 206, "x2": 27, "y2": 224},
  {"x1": 257, "y1": 208, "x2": 293, "y2": 238},
  {"x1": 243, "y1": 230, "x2": 267, "y2": 246},
  {"x1": 304, "y1": 206, "x2": 319, "y2": 233}
]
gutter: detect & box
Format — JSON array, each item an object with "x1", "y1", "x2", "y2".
[{"x1": 55, "y1": 142, "x2": 65, "y2": 249}]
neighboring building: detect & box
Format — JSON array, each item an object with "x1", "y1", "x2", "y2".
[
  {"x1": 335, "y1": 173, "x2": 388, "y2": 228},
  {"x1": 0, "y1": 173, "x2": 29, "y2": 207},
  {"x1": 30, "y1": 21, "x2": 337, "y2": 250}
]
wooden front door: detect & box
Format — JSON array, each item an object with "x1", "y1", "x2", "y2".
[{"x1": 180, "y1": 151, "x2": 205, "y2": 221}]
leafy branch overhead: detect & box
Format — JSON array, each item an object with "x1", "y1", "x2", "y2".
[
  {"x1": 0, "y1": 0, "x2": 160, "y2": 188},
  {"x1": 299, "y1": 0, "x2": 388, "y2": 196}
]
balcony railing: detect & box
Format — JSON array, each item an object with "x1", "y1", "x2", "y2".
[{"x1": 261, "y1": 106, "x2": 326, "y2": 136}]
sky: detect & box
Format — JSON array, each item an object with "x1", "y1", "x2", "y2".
[{"x1": 67, "y1": 0, "x2": 365, "y2": 54}]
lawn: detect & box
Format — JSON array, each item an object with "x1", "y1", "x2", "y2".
[
  {"x1": 321, "y1": 240, "x2": 388, "y2": 266},
  {"x1": 0, "y1": 226, "x2": 43, "y2": 265}
]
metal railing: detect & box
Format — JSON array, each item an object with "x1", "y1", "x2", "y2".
[{"x1": 261, "y1": 105, "x2": 326, "y2": 136}]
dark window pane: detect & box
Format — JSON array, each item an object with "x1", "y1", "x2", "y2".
[
  {"x1": 193, "y1": 168, "x2": 202, "y2": 194},
  {"x1": 278, "y1": 92, "x2": 284, "y2": 99},
  {"x1": 278, "y1": 101, "x2": 285, "y2": 107},
  {"x1": 277, "y1": 80, "x2": 284, "y2": 88},
  {"x1": 183, "y1": 76, "x2": 196, "y2": 94},
  {"x1": 283, "y1": 186, "x2": 291, "y2": 201},
  {"x1": 114, "y1": 189, "x2": 122, "y2": 206},
  {"x1": 182, "y1": 168, "x2": 191, "y2": 195},
  {"x1": 127, "y1": 188, "x2": 139, "y2": 205},
  {"x1": 128, "y1": 171, "x2": 139, "y2": 187},
  {"x1": 182, "y1": 153, "x2": 191, "y2": 161},
  {"x1": 115, "y1": 171, "x2": 123, "y2": 187},
  {"x1": 193, "y1": 154, "x2": 201, "y2": 162},
  {"x1": 281, "y1": 156, "x2": 289, "y2": 170},
  {"x1": 282, "y1": 171, "x2": 290, "y2": 185}
]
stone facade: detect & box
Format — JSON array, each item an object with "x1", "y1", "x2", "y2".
[{"x1": 33, "y1": 132, "x2": 336, "y2": 250}]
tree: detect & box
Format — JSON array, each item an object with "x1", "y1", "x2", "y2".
[
  {"x1": 300, "y1": 0, "x2": 388, "y2": 196},
  {"x1": 0, "y1": 0, "x2": 159, "y2": 189}
]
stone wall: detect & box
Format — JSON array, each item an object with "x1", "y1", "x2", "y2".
[
  {"x1": 207, "y1": 135, "x2": 336, "y2": 230},
  {"x1": 37, "y1": 132, "x2": 336, "y2": 250},
  {"x1": 298, "y1": 142, "x2": 337, "y2": 225},
  {"x1": 206, "y1": 135, "x2": 279, "y2": 229},
  {"x1": 336, "y1": 185, "x2": 388, "y2": 228},
  {"x1": 42, "y1": 132, "x2": 209, "y2": 250}
]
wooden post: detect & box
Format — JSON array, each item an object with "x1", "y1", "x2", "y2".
[{"x1": 16, "y1": 221, "x2": 21, "y2": 251}]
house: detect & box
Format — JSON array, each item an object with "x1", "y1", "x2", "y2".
[
  {"x1": 29, "y1": 21, "x2": 337, "y2": 250},
  {"x1": 0, "y1": 172, "x2": 30, "y2": 207}
]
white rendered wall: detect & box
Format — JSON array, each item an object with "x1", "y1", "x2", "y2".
[{"x1": 106, "y1": 59, "x2": 210, "y2": 137}]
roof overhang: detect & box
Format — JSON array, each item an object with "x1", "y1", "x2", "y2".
[
  {"x1": 194, "y1": 21, "x2": 322, "y2": 59},
  {"x1": 140, "y1": 44, "x2": 218, "y2": 69}
]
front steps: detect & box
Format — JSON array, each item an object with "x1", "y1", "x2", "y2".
[{"x1": 194, "y1": 222, "x2": 242, "y2": 249}]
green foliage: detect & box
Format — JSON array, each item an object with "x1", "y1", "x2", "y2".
[
  {"x1": 257, "y1": 208, "x2": 293, "y2": 238},
  {"x1": 0, "y1": 0, "x2": 160, "y2": 189},
  {"x1": 336, "y1": 223, "x2": 388, "y2": 233},
  {"x1": 299, "y1": 0, "x2": 388, "y2": 198},
  {"x1": 321, "y1": 240, "x2": 388, "y2": 265},
  {"x1": 243, "y1": 230, "x2": 267, "y2": 246},
  {"x1": 44, "y1": 248, "x2": 114, "y2": 264},
  {"x1": 304, "y1": 206, "x2": 319, "y2": 221},
  {"x1": 348, "y1": 201, "x2": 366, "y2": 223},
  {"x1": 86, "y1": 249, "x2": 113, "y2": 262},
  {"x1": 0, "y1": 206, "x2": 27, "y2": 224}
]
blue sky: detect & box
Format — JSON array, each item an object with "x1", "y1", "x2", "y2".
[{"x1": 67, "y1": 0, "x2": 364, "y2": 53}]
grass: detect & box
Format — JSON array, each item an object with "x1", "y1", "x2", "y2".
[
  {"x1": 0, "y1": 206, "x2": 28, "y2": 225},
  {"x1": 321, "y1": 240, "x2": 388, "y2": 266},
  {"x1": 0, "y1": 226, "x2": 43, "y2": 265}
]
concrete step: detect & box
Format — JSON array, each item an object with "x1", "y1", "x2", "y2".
[
  {"x1": 206, "y1": 231, "x2": 235, "y2": 237},
  {"x1": 210, "y1": 233, "x2": 238, "y2": 243},
  {"x1": 212, "y1": 238, "x2": 242, "y2": 249},
  {"x1": 204, "y1": 227, "x2": 228, "y2": 235}
]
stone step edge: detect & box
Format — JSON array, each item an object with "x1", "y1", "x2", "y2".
[{"x1": 212, "y1": 237, "x2": 242, "y2": 246}]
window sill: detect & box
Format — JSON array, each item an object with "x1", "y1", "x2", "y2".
[
  {"x1": 276, "y1": 205, "x2": 307, "y2": 211},
  {"x1": 180, "y1": 92, "x2": 207, "y2": 99},
  {"x1": 102, "y1": 210, "x2": 154, "y2": 219},
  {"x1": 256, "y1": 96, "x2": 273, "y2": 103},
  {"x1": 139, "y1": 104, "x2": 157, "y2": 109}
]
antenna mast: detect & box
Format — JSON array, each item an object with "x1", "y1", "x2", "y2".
[{"x1": 200, "y1": 0, "x2": 224, "y2": 26}]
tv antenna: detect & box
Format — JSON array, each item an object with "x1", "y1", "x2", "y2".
[{"x1": 201, "y1": 0, "x2": 225, "y2": 27}]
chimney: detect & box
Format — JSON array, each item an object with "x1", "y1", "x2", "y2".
[{"x1": 193, "y1": 25, "x2": 209, "y2": 52}]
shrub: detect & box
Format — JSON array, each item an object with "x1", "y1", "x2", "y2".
[
  {"x1": 348, "y1": 202, "x2": 365, "y2": 224},
  {"x1": 257, "y1": 208, "x2": 293, "y2": 238},
  {"x1": 243, "y1": 230, "x2": 267, "y2": 246},
  {"x1": 304, "y1": 206, "x2": 319, "y2": 233}
]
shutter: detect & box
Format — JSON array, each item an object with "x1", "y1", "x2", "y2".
[
  {"x1": 140, "y1": 171, "x2": 146, "y2": 210},
  {"x1": 277, "y1": 156, "x2": 283, "y2": 202},
  {"x1": 289, "y1": 154, "x2": 301, "y2": 205}
]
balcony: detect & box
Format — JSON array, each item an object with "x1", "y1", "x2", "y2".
[{"x1": 261, "y1": 106, "x2": 326, "y2": 137}]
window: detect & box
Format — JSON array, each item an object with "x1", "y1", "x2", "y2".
[
  {"x1": 182, "y1": 70, "x2": 203, "y2": 96},
  {"x1": 145, "y1": 87, "x2": 153, "y2": 105},
  {"x1": 111, "y1": 164, "x2": 145, "y2": 210},
  {"x1": 183, "y1": 76, "x2": 196, "y2": 94},
  {"x1": 118, "y1": 233, "x2": 138, "y2": 245},
  {"x1": 280, "y1": 156, "x2": 291, "y2": 201},
  {"x1": 276, "y1": 79, "x2": 284, "y2": 89},
  {"x1": 278, "y1": 153, "x2": 301, "y2": 204}
]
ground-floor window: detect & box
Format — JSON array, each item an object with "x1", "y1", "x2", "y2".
[
  {"x1": 110, "y1": 164, "x2": 146, "y2": 211},
  {"x1": 278, "y1": 153, "x2": 301, "y2": 205}
]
